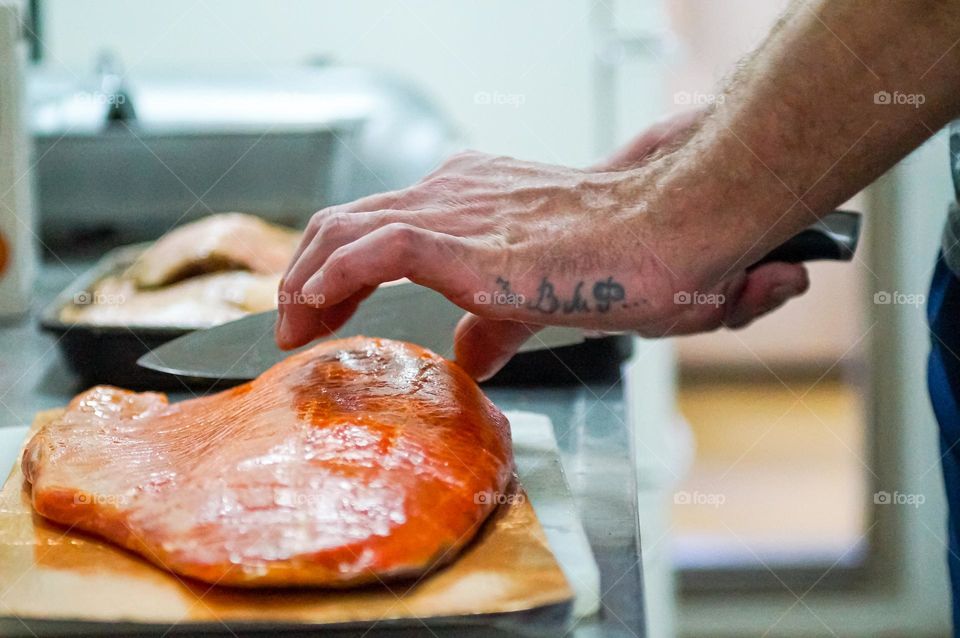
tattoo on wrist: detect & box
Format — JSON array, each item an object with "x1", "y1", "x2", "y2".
[{"x1": 512, "y1": 275, "x2": 636, "y2": 314}]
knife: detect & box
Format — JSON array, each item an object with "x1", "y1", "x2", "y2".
[{"x1": 138, "y1": 210, "x2": 861, "y2": 381}]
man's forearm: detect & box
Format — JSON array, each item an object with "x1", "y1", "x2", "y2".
[{"x1": 651, "y1": 0, "x2": 960, "y2": 283}]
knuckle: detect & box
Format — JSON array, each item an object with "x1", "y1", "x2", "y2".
[
  {"x1": 318, "y1": 212, "x2": 351, "y2": 238},
  {"x1": 383, "y1": 223, "x2": 422, "y2": 257},
  {"x1": 424, "y1": 174, "x2": 458, "y2": 192},
  {"x1": 366, "y1": 190, "x2": 406, "y2": 211},
  {"x1": 307, "y1": 207, "x2": 336, "y2": 233},
  {"x1": 384, "y1": 187, "x2": 418, "y2": 208}
]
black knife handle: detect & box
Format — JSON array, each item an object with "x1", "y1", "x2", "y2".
[{"x1": 752, "y1": 210, "x2": 861, "y2": 267}]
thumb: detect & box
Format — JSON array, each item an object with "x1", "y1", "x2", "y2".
[
  {"x1": 453, "y1": 313, "x2": 543, "y2": 381},
  {"x1": 723, "y1": 262, "x2": 810, "y2": 329}
]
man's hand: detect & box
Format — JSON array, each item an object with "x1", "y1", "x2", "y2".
[
  {"x1": 278, "y1": 0, "x2": 960, "y2": 381},
  {"x1": 276, "y1": 146, "x2": 808, "y2": 380}
]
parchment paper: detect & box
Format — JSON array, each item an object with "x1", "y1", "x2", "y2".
[{"x1": 0, "y1": 410, "x2": 573, "y2": 634}]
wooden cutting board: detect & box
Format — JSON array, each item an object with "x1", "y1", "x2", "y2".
[{"x1": 0, "y1": 410, "x2": 573, "y2": 634}]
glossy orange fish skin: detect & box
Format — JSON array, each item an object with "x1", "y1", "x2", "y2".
[{"x1": 21, "y1": 337, "x2": 513, "y2": 587}]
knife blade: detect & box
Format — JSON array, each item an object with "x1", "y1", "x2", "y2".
[
  {"x1": 138, "y1": 210, "x2": 861, "y2": 381},
  {"x1": 138, "y1": 283, "x2": 583, "y2": 381}
]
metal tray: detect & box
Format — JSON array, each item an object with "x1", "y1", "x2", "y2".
[
  {"x1": 39, "y1": 245, "x2": 218, "y2": 391},
  {"x1": 40, "y1": 246, "x2": 632, "y2": 390}
]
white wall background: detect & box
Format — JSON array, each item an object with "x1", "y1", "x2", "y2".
[{"x1": 41, "y1": 0, "x2": 633, "y2": 167}]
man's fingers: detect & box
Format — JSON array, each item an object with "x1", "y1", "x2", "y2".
[
  {"x1": 284, "y1": 211, "x2": 415, "y2": 296},
  {"x1": 723, "y1": 262, "x2": 810, "y2": 329},
  {"x1": 453, "y1": 313, "x2": 543, "y2": 381},
  {"x1": 281, "y1": 207, "x2": 484, "y2": 306},
  {"x1": 283, "y1": 188, "x2": 421, "y2": 280},
  {"x1": 294, "y1": 223, "x2": 482, "y2": 325},
  {"x1": 276, "y1": 286, "x2": 377, "y2": 350},
  {"x1": 278, "y1": 209, "x2": 439, "y2": 341},
  {"x1": 278, "y1": 196, "x2": 416, "y2": 336}
]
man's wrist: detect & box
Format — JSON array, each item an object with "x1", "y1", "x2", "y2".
[{"x1": 633, "y1": 136, "x2": 800, "y2": 291}]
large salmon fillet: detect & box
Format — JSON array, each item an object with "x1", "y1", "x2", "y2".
[{"x1": 21, "y1": 337, "x2": 513, "y2": 588}]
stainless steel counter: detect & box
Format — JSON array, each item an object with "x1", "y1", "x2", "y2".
[{"x1": 0, "y1": 263, "x2": 646, "y2": 638}]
